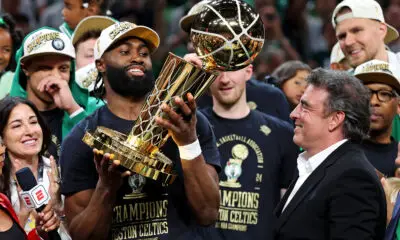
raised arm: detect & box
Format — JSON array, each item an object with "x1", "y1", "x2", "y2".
[{"x1": 155, "y1": 94, "x2": 220, "y2": 226}]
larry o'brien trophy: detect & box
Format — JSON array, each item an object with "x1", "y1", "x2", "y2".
[{"x1": 82, "y1": 0, "x2": 264, "y2": 185}]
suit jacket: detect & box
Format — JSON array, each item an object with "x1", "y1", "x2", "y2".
[{"x1": 274, "y1": 142, "x2": 387, "y2": 240}]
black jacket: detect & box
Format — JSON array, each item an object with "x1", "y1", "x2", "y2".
[{"x1": 274, "y1": 142, "x2": 387, "y2": 240}]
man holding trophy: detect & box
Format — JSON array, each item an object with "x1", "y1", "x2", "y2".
[
  {"x1": 60, "y1": 0, "x2": 264, "y2": 239},
  {"x1": 60, "y1": 21, "x2": 221, "y2": 239}
]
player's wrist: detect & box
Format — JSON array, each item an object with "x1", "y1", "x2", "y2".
[
  {"x1": 97, "y1": 178, "x2": 119, "y2": 197},
  {"x1": 178, "y1": 139, "x2": 202, "y2": 161}
]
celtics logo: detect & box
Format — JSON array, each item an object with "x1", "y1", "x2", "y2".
[
  {"x1": 52, "y1": 38, "x2": 65, "y2": 51},
  {"x1": 220, "y1": 144, "x2": 249, "y2": 188},
  {"x1": 124, "y1": 174, "x2": 147, "y2": 199}
]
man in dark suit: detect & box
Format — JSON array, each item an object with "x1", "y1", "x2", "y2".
[{"x1": 274, "y1": 68, "x2": 387, "y2": 240}]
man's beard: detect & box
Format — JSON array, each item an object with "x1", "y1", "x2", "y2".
[{"x1": 106, "y1": 64, "x2": 155, "y2": 98}]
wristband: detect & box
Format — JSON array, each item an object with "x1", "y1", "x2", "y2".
[{"x1": 178, "y1": 139, "x2": 202, "y2": 160}]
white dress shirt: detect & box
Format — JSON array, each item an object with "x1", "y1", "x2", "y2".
[
  {"x1": 388, "y1": 51, "x2": 400, "y2": 79},
  {"x1": 282, "y1": 139, "x2": 348, "y2": 212}
]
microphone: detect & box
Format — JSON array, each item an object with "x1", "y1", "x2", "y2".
[{"x1": 16, "y1": 167, "x2": 61, "y2": 240}]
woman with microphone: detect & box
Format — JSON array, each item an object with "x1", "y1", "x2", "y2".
[{"x1": 0, "y1": 97, "x2": 66, "y2": 239}]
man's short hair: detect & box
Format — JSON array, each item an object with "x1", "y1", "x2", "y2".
[
  {"x1": 307, "y1": 68, "x2": 371, "y2": 143},
  {"x1": 73, "y1": 29, "x2": 101, "y2": 49}
]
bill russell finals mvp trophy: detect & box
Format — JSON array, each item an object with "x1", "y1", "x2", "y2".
[{"x1": 82, "y1": 0, "x2": 265, "y2": 185}]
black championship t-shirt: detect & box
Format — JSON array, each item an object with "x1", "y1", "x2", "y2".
[
  {"x1": 60, "y1": 106, "x2": 221, "y2": 240},
  {"x1": 361, "y1": 138, "x2": 398, "y2": 177},
  {"x1": 40, "y1": 108, "x2": 64, "y2": 160},
  {"x1": 197, "y1": 79, "x2": 292, "y2": 123},
  {"x1": 201, "y1": 108, "x2": 298, "y2": 240}
]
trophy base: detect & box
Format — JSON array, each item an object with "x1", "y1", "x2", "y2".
[{"x1": 83, "y1": 127, "x2": 177, "y2": 185}]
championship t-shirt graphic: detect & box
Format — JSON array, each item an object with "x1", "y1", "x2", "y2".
[
  {"x1": 201, "y1": 108, "x2": 298, "y2": 240},
  {"x1": 61, "y1": 106, "x2": 221, "y2": 240}
]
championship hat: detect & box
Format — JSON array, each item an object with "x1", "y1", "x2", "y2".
[
  {"x1": 20, "y1": 28, "x2": 75, "y2": 63},
  {"x1": 354, "y1": 59, "x2": 400, "y2": 94},
  {"x1": 71, "y1": 16, "x2": 117, "y2": 46},
  {"x1": 94, "y1": 21, "x2": 160, "y2": 60}
]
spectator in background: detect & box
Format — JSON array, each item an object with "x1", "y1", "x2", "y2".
[
  {"x1": 283, "y1": 0, "x2": 309, "y2": 60},
  {"x1": 332, "y1": 0, "x2": 399, "y2": 71},
  {"x1": 71, "y1": 16, "x2": 114, "y2": 71},
  {"x1": 60, "y1": 0, "x2": 111, "y2": 38},
  {"x1": 332, "y1": 0, "x2": 400, "y2": 142},
  {"x1": 10, "y1": 13, "x2": 30, "y2": 36},
  {"x1": 354, "y1": 60, "x2": 400, "y2": 178},
  {"x1": 0, "y1": 14, "x2": 23, "y2": 100},
  {"x1": 258, "y1": 4, "x2": 300, "y2": 62},
  {"x1": 9, "y1": 27, "x2": 92, "y2": 159},
  {"x1": 1, "y1": 0, "x2": 39, "y2": 31},
  {"x1": 254, "y1": 47, "x2": 286, "y2": 79},
  {"x1": 40, "y1": 1, "x2": 64, "y2": 29},
  {"x1": 72, "y1": 16, "x2": 116, "y2": 94},
  {"x1": 307, "y1": 0, "x2": 337, "y2": 68},
  {"x1": 272, "y1": 61, "x2": 311, "y2": 111},
  {"x1": 330, "y1": 42, "x2": 351, "y2": 70}
]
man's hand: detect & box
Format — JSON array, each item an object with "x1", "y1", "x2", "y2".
[
  {"x1": 155, "y1": 93, "x2": 198, "y2": 146},
  {"x1": 93, "y1": 149, "x2": 131, "y2": 194},
  {"x1": 37, "y1": 76, "x2": 81, "y2": 115},
  {"x1": 183, "y1": 53, "x2": 203, "y2": 69}
]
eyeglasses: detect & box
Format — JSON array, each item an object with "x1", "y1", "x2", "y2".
[{"x1": 369, "y1": 89, "x2": 398, "y2": 102}]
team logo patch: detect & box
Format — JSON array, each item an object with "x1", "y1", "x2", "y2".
[
  {"x1": 124, "y1": 174, "x2": 147, "y2": 199},
  {"x1": 260, "y1": 125, "x2": 271, "y2": 136},
  {"x1": 220, "y1": 144, "x2": 249, "y2": 188},
  {"x1": 52, "y1": 38, "x2": 65, "y2": 51}
]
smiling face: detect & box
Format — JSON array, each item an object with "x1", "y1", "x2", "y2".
[
  {"x1": 335, "y1": 11, "x2": 387, "y2": 67},
  {"x1": 290, "y1": 85, "x2": 333, "y2": 153},
  {"x1": 2, "y1": 104, "x2": 43, "y2": 161},
  {"x1": 99, "y1": 37, "x2": 155, "y2": 98}
]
